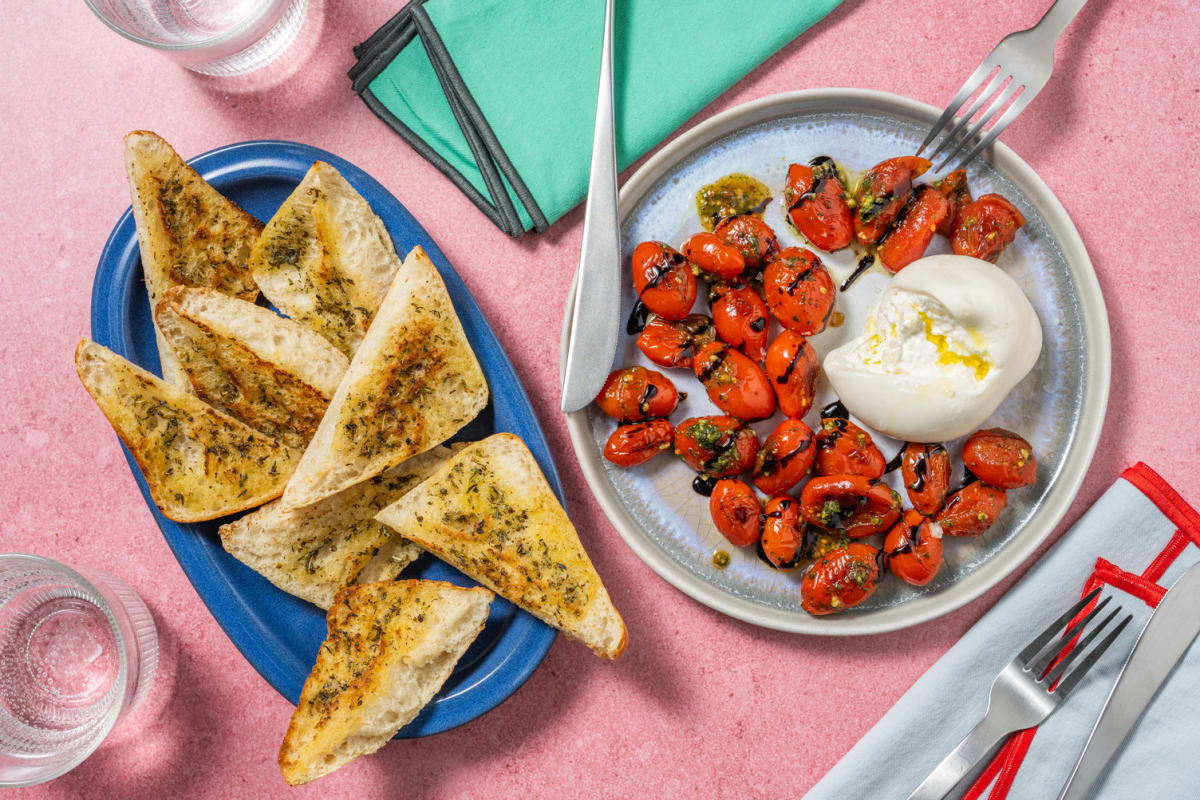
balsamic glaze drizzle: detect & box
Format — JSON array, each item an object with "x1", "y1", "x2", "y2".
[
  {"x1": 820, "y1": 400, "x2": 850, "y2": 420},
  {"x1": 692, "y1": 475, "x2": 718, "y2": 496},
  {"x1": 626, "y1": 300, "x2": 650, "y2": 334},
  {"x1": 840, "y1": 253, "x2": 875, "y2": 292}
]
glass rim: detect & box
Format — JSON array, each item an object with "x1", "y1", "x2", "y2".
[
  {"x1": 0, "y1": 553, "x2": 130, "y2": 788},
  {"x1": 82, "y1": 0, "x2": 286, "y2": 53}
]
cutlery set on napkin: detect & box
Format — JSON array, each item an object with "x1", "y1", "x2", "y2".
[{"x1": 809, "y1": 463, "x2": 1200, "y2": 799}]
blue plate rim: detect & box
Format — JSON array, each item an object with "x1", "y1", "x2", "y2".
[{"x1": 89, "y1": 138, "x2": 558, "y2": 736}]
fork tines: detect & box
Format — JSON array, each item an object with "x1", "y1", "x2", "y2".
[{"x1": 1018, "y1": 588, "x2": 1134, "y2": 698}]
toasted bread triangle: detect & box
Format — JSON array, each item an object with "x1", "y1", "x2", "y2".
[
  {"x1": 155, "y1": 286, "x2": 349, "y2": 449},
  {"x1": 375, "y1": 434, "x2": 627, "y2": 660},
  {"x1": 278, "y1": 580, "x2": 493, "y2": 785},
  {"x1": 249, "y1": 161, "x2": 403, "y2": 356},
  {"x1": 124, "y1": 131, "x2": 263, "y2": 388},
  {"x1": 219, "y1": 445, "x2": 454, "y2": 609},
  {"x1": 75, "y1": 339, "x2": 300, "y2": 522},
  {"x1": 281, "y1": 246, "x2": 488, "y2": 510}
]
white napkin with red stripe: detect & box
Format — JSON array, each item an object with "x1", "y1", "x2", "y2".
[{"x1": 805, "y1": 464, "x2": 1200, "y2": 800}]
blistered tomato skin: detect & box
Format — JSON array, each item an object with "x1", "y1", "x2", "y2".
[
  {"x1": 764, "y1": 331, "x2": 819, "y2": 419},
  {"x1": 713, "y1": 215, "x2": 779, "y2": 270},
  {"x1": 784, "y1": 158, "x2": 853, "y2": 252},
  {"x1": 878, "y1": 185, "x2": 951, "y2": 273},
  {"x1": 674, "y1": 416, "x2": 760, "y2": 477},
  {"x1": 711, "y1": 284, "x2": 770, "y2": 362},
  {"x1": 935, "y1": 169, "x2": 972, "y2": 238},
  {"x1": 636, "y1": 314, "x2": 715, "y2": 370},
  {"x1": 710, "y1": 479, "x2": 763, "y2": 547},
  {"x1": 800, "y1": 475, "x2": 902, "y2": 538},
  {"x1": 962, "y1": 428, "x2": 1036, "y2": 489},
  {"x1": 603, "y1": 420, "x2": 675, "y2": 467},
  {"x1": 761, "y1": 495, "x2": 807, "y2": 571},
  {"x1": 884, "y1": 509, "x2": 944, "y2": 586},
  {"x1": 631, "y1": 241, "x2": 697, "y2": 320},
  {"x1": 683, "y1": 231, "x2": 745, "y2": 281},
  {"x1": 762, "y1": 247, "x2": 836, "y2": 336},
  {"x1": 693, "y1": 341, "x2": 777, "y2": 421},
  {"x1": 900, "y1": 442, "x2": 952, "y2": 516},
  {"x1": 753, "y1": 419, "x2": 816, "y2": 495},
  {"x1": 594, "y1": 367, "x2": 680, "y2": 422},
  {"x1": 801, "y1": 542, "x2": 881, "y2": 615},
  {"x1": 813, "y1": 417, "x2": 886, "y2": 479},
  {"x1": 952, "y1": 194, "x2": 1026, "y2": 263},
  {"x1": 935, "y1": 481, "x2": 1009, "y2": 537},
  {"x1": 853, "y1": 156, "x2": 932, "y2": 246}
]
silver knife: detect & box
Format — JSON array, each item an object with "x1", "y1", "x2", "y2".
[
  {"x1": 1058, "y1": 559, "x2": 1200, "y2": 799},
  {"x1": 559, "y1": 0, "x2": 621, "y2": 413}
]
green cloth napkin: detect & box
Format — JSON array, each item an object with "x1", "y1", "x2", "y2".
[{"x1": 353, "y1": 0, "x2": 841, "y2": 235}]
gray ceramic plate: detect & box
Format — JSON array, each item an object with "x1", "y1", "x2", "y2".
[{"x1": 564, "y1": 89, "x2": 1110, "y2": 635}]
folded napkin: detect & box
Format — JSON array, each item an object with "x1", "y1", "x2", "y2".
[
  {"x1": 349, "y1": 0, "x2": 841, "y2": 235},
  {"x1": 807, "y1": 463, "x2": 1200, "y2": 800}
]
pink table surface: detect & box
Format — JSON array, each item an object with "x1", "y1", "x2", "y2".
[{"x1": 2, "y1": 0, "x2": 1198, "y2": 797}]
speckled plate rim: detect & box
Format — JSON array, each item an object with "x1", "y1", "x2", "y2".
[{"x1": 563, "y1": 88, "x2": 1111, "y2": 636}]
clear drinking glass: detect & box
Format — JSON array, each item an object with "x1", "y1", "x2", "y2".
[
  {"x1": 84, "y1": 0, "x2": 309, "y2": 76},
  {"x1": 0, "y1": 555, "x2": 158, "y2": 787}
]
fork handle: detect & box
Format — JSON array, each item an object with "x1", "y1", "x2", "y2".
[
  {"x1": 1032, "y1": 0, "x2": 1090, "y2": 43},
  {"x1": 905, "y1": 715, "x2": 1012, "y2": 800}
]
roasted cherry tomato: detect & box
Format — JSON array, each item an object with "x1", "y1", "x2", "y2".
[
  {"x1": 935, "y1": 169, "x2": 972, "y2": 238},
  {"x1": 935, "y1": 481, "x2": 1008, "y2": 537},
  {"x1": 603, "y1": 420, "x2": 674, "y2": 467},
  {"x1": 800, "y1": 475, "x2": 902, "y2": 538},
  {"x1": 877, "y1": 185, "x2": 951, "y2": 273},
  {"x1": 784, "y1": 157, "x2": 853, "y2": 252},
  {"x1": 631, "y1": 241, "x2": 697, "y2": 320},
  {"x1": 801, "y1": 542, "x2": 881, "y2": 615},
  {"x1": 709, "y1": 478, "x2": 763, "y2": 547},
  {"x1": 962, "y1": 428, "x2": 1036, "y2": 489},
  {"x1": 682, "y1": 231, "x2": 745, "y2": 281},
  {"x1": 883, "y1": 509, "x2": 944, "y2": 586},
  {"x1": 900, "y1": 442, "x2": 951, "y2": 516},
  {"x1": 753, "y1": 419, "x2": 816, "y2": 495},
  {"x1": 760, "y1": 495, "x2": 807, "y2": 571},
  {"x1": 636, "y1": 314, "x2": 715, "y2": 370},
  {"x1": 813, "y1": 417, "x2": 886, "y2": 479},
  {"x1": 674, "y1": 416, "x2": 759, "y2": 477},
  {"x1": 951, "y1": 194, "x2": 1025, "y2": 263},
  {"x1": 712, "y1": 214, "x2": 779, "y2": 270},
  {"x1": 595, "y1": 366, "x2": 680, "y2": 422},
  {"x1": 764, "y1": 330, "x2": 819, "y2": 419},
  {"x1": 693, "y1": 341, "x2": 777, "y2": 420},
  {"x1": 852, "y1": 156, "x2": 931, "y2": 246},
  {"x1": 762, "y1": 247, "x2": 836, "y2": 336},
  {"x1": 711, "y1": 284, "x2": 770, "y2": 362}
]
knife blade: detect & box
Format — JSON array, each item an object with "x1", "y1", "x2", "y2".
[
  {"x1": 1057, "y1": 559, "x2": 1200, "y2": 799},
  {"x1": 560, "y1": 0, "x2": 621, "y2": 413}
]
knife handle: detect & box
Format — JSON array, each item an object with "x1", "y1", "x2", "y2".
[{"x1": 906, "y1": 715, "x2": 1010, "y2": 800}]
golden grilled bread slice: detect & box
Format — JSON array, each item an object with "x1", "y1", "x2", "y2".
[
  {"x1": 282, "y1": 246, "x2": 488, "y2": 510},
  {"x1": 375, "y1": 434, "x2": 627, "y2": 660},
  {"x1": 75, "y1": 339, "x2": 300, "y2": 522},
  {"x1": 249, "y1": 161, "x2": 403, "y2": 356},
  {"x1": 124, "y1": 131, "x2": 264, "y2": 388},
  {"x1": 219, "y1": 446, "x2": 454, "y2": 609},
  {"x1": 155, "y1": 286, "x2": 349, "y2": 450},
  {"x1": 278, "y1": 579, "x2": 493, "y2": 785}
]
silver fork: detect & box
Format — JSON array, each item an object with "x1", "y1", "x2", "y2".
[
  {"x1": 919, "y1": 0, "x2": 1090, "y2": 173},
  {"x1": 906, "y1": 588, "x2": 1132, "y2": 800}
]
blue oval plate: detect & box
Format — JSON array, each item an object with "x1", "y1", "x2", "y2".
[{"x1": 90, "y1": 140, "x2": 557, "y2": 736}]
